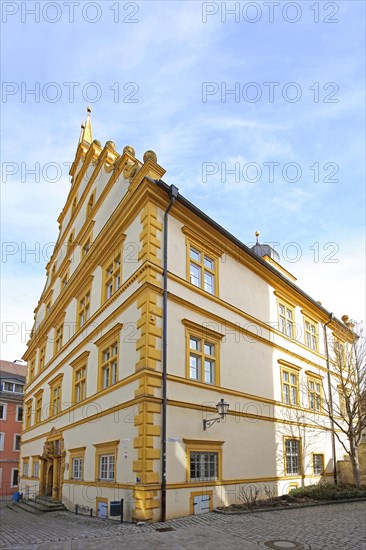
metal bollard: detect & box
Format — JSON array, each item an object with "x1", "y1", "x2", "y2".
[{"x1": 120, "y1": 498, "x2": 124, "y2": 523}]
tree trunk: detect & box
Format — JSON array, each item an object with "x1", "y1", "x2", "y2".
[{"x1": 349, "y1": 443, "x2": 361, "y2": 487}]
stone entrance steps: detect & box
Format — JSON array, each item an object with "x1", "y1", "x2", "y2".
[{"x1": 15, "y1": 496, "x2": 66, "y2": 514}]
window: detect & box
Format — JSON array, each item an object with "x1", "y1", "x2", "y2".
[
  {"x1": 33, "y1": 460, "x2": 40, "y2": 478},
  {"x1": 184, "y1": 320, "x2": 223, "y2": 386},
  {"x1": 35, "y1": 392, "x2": 43, "y2": 424},
  {"x1": 307, "y1": 375, "x2": 322, "y2": 411},
  {"x1": 54, "y1": 323, "x2": 63, "y2": 354},
  {"x1": 313, "y1": 454, "x2": 324, "y2": 475},
  {"x1": 2, "y1": 382, "x2": 24, "y2": 393},
  {"x1": 69, "y1": 447, "x2": 86, "y2": 480},
  {"x1": 29, "y1": 357, "x2": 36, "y2": 381},
  {"x1": 25, "y1": 400, "x2": 32, "y2": 429},
  {"x1": 74, "y1": 365, "x2": 87, "y2": 403},
  {"x1": 94, "y1": 441, "x2": 119, "y2": 482},
  {"x1": 0, "y1": 433, "x2": 4, "y2": 452},
  {"x1": 78, "y1": 289, "x2": 91, "y2": 328},
  {"x1": 45, "y1": 299, "x2": 52, "y2": 314},
  {"x1": 61, "y1": 272, "x2": 68, "y2": 289},
  {"x1": 281, "y1": 365, "x2": 299, "y2": 406},
  {"x1": 190, "y1": 452, "x2": 218, "y2": 481},
  {"x1": 11, "y1": 469, "x2": 19, "y2": 487},
  {"x1": 86, "y1": 191, "x2": 95, "y2": 216},
  {"x1": 189, "y1": 246, "x2": 216, "y2": 294},
  {"x1": 338, "y1": 387, "x2": 346, "y2": 417},
  {"x1": 104, "y1": 253, "x2": 122, "y2": 301},
  {"x1": 101, "y1": 343, "x2": 118, "y2": 390},
  {"x1": 82, "y1": 235, "x2": 92, "y2": 257},
  {"x1": 23, "y1": 458, "x2": 29, "y2": 477},
  {"x1": 72, "y1": 458, "x2": 83, "y2": 480},
  {"x1": 0, "y1": 403, "x2": 6, "y2": 421},
  {"x1": 14, "y1": 434, "x2": 21, "y2": 451},
  {"x1": 95, "y1": 325, "x2": 122, "y2": 392},
  {"x1": 67, "y1": 230, "x2": 75, "y2": 254},
  {"x1": 285, "y1": 438, "x2": 301, "y2": 476},
  {"x1": 71, "y1": 196, "x2": 77, "y2": 215},
  {"x1": 39, "y1": 344, "x2": 46, "y2": 371},
  {"x1": 49, "y1": 375, "x2": 63, "y2": 417},
  {"x1": 278, "y1": 302, "x2": 294, "y2": 338},
  {"x1": 184, "y1": 439, "x2": 223, "y2": 482},
  {"x1": 304, "y1": 318, "x2": 318, "y2": 351},
  {"x1": 99, "y1": 455, "x2": 115, "y2": 480},
  {"x1": 16, "y1": 406, "x2": 23, "y2": 422}
]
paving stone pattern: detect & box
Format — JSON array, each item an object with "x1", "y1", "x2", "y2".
[{"x1": 1, "y1": 501, "x2": 365, "y2": 549}]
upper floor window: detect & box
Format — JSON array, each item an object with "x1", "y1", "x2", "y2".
[
  {"x1": 0, "y1": 403, "x2": 6, "y2": 420},
  {"x1": 54, "y1": 323, "x2": 63, "y2": 354},
  {"x1": 95, "y1": 325, "x2": 122, "y2": 392},
  {"x1": 304, "y1": 319, "x2": 318, "y2": 351},
  {"x1": 49, "y1": 375, "x2": 63, "y2": 417},
  {"x1": 82, "y1": 235, "x2": 92, "y2": 258},
  {"x1": 278, "y1": 302, "x2": 294, "y2": 338},
  {"x1": 78, "y1": 290, "x2": 91, "y2": 329},
  {"x1": 29, "y1": 357, "x2": 36, "y2": 381},
  {"x1": 308, "y1": 375, "x2": 322, "y2": 411},
  {"x1": 189, "y1": 246, "x2": 216, "y2": 294},
  {"x1": 104, "y1": 253, "x2": 122, "y2": 301},
  {"x1": 281, "y1": 367, "x2": 299, "y2": 406},
  {"x1": 39, "y1": 343, "x2": 46, "y2": 371},
  {"x1": 86, "y1": 191, "x2": 95, "y2": 217},
  {"x1": 14, "y1": 434, "x2": 21, "y2": 451},
  {"x1": 35, "y1": 393, "x2": 43, "y2": 424},
  {"x1": 74, "y1": 365, "x2": 87, "y2": 403},
  {"x1": 2, "y1": 382, "x2": 24, "y2": 394},
  {"x1": 71, "y1": 196, "x2": 77, "y2": 215},
  {"x1": 25, "y1": 401, "x2": 32, "y2": 429},
  {"x1": 183, "y1": 320, "x2": 223, "y2": 386},
  {"x1": 16, "y1": 406, "x2": 23, "y2": 422}
]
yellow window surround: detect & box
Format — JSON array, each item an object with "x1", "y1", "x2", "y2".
[
  {"x1": 48, "y1": 373, "x2": 64, "y2": 418},
  {"x1": 71, "y1": 351, "x2": 90, "y2": 404},
  {"x1": 25, "y1": 399, "x2": 32, "y2": 429},
  {"x1": 95, "y1": 324, "x2": 122, "y2": 392},
  {"x1": 183, "y1": 226, "x2": 222, "y2": 296},
  {"x1": 28, "y1": 356, "x2": 36, "y2": 382},
  {"x1": 280, "y1": 364, "x2": 300, "y2": 407},
  {"x1": 306, "y1": 372, "x2": 323, "y2": 411},
  {"x1": 86, "y1": 190, "x2": 96, "y2": 217},
  {"x1": 34, "y1": 389, "x2": 44, "y2": 425},
  {"x1": 183, "y1": 319, "x2": 224, "y2": 387},
  {"x1": 283, "y1": 436, "x2": 302, "y2": 477},
  {"x1": 69, "y1": 446, "x2": 86, "y2": 481},
  {"x1": 93, "y1": 440, "x2": 119, "y2": 482},
  {"x1": 303, "y1": 314, "x2": 319, "y2": 352},
  {"x1": 38, "y1": 342, "x2": 47, "y2": 372},
  {"x1": 183, "y1": 439, "x2": 224, "y2": 483},
  {"x1": 101, "y1": 241, "x2": 124, "y2": 303}
]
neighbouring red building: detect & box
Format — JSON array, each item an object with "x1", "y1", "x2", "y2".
[{"x1": 0, "y1": 360, "x2": 26, "y2": 498}]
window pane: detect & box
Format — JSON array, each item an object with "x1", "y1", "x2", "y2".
[
  {"x1": 204, "y1": 272, "x2": 214, "y2": 294},
  {"x1": 204, "y1": 359, "x2": 215, "y2": 384},
  {"x1": 190, "y1": 337, "x2": 200, "y2": 351},
  {"x1": 190, "y1": 263, "x2": 201, "y2": 286},
  {"x1": 204, "y1": 342, "x2": 214, "y2": 355},
  {"x1": 190, "y1": 355, "x2": 200, "y2": 380},
  {"x1": 190, "y1": 247, "x2": 200, "y2": 261},
  {"x1": 204, "y1": 256, "x2": 214, "y2": 270}
]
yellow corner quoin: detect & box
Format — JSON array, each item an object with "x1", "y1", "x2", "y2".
[{"x1": 19, "y1": 109, "x2": 355, "y2": 522}]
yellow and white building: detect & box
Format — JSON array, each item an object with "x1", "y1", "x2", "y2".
[{"x1": 20, "y1": 110, "x2": 353, "y2": 521}]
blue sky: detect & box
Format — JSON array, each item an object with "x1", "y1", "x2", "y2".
[{"x1": 1, "y1": 0, "x2": 365, "y2": 360}]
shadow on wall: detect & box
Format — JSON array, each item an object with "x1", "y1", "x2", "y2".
[{"x1": 337, "y1": 439, "x2": 366, "y2": 485}]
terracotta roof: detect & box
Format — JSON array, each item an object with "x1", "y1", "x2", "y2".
[{"x1": 0, "y1": 359, "x2": 27, "y2": 378}]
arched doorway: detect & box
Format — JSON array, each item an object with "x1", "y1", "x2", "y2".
[{"x1": 46, "y1": 464, "x2": 53, "y2": 496}]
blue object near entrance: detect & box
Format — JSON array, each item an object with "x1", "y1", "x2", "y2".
[{"x1": 12, "y1": 491, "x2": 22, "y2": 502}]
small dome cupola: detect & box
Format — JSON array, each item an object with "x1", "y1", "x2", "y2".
[{"x1": 251, "y1": 231, "x2": 281, "y2": 264}]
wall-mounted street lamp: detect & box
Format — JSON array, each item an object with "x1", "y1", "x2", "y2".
[{"x1": 203, "y1": 399, "x2": 230, "y2": 430}]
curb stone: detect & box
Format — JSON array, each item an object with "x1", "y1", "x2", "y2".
[{"x1": 214, "y1": 497, "x2": 366, "y2": 515}]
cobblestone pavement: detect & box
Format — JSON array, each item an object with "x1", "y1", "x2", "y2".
[{"x1": 1, "y1": 501, "x2": 365, "y2": 550}]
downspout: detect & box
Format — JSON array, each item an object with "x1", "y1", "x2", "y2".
[
  {"x1": 324, "y1": 313, "x2": 337, "y2": 485},
  {"x1": 161, "y1": 184, "x2": 179, "y2": 522}
]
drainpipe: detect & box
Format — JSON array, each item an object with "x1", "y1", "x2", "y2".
[
  {"x1": 324, "y1": 313, "x2": 337, "y2": 485},
  {"x1": 161, "y1": 184, "x2": 179, "y2": 522}
]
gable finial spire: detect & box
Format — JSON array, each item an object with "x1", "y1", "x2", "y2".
[
  {"x1": 255, "y1": 231, "x2": 260, "y2": 244},
  {"x1": 80, "y1": 105, "x2": 93, "y2": 145}
]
